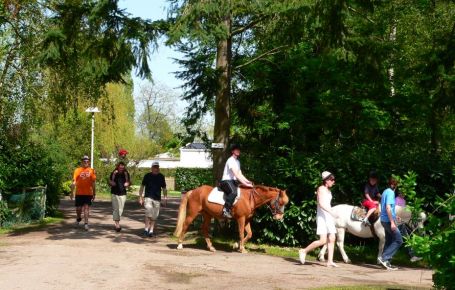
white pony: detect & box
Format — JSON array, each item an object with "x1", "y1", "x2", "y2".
[{"x1": 318, "y1": 204, "x2": 426, "y2": 263}]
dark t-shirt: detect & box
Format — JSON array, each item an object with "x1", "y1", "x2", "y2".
[
  {"x1": 110, "y1": 170, "x2": 130, "y2": 196},
  {"x1": 142, "y1": 172, "x2": 166, "y2": 200},
  {"x1": 364, "y1": 182, "x2": 380, "y2": 200}
]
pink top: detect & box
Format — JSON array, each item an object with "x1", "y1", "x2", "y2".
[{"x1": 395, "y1": 196, "x2": 406, "y2": 207}]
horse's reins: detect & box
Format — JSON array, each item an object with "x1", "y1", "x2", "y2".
[{"x1": 249, "y1": 187, "x2": 283, "y2": 216}]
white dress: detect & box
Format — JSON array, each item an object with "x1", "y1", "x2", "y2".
[{"x1": 316, "y1": 189, "x2": 337, "y2": 235}]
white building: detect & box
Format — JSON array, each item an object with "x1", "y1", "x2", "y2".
[{"x1": 137, "y1": 143, "x2": 212, "y2": 169}]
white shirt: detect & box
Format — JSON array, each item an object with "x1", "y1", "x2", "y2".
[{"x1": 222, "y1": 156, "x2": 240, "y2": 181}]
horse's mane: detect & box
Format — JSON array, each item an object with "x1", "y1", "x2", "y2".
[{"x1": 253, "y1": 185, "x2": 280, "y2": 192}]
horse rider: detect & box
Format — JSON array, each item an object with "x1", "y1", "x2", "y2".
[{"x1": 219, "y1": 144, "x2": 253, "y2": 218}]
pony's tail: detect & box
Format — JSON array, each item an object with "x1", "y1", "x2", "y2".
[{"x1": 174, "y1": 190, "x2": 191, "y2": 237}]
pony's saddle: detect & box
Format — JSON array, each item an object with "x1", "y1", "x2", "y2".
[
  {"x1": 207, "y1": 187, "x2": 241, "y2": 206},
  {"x1": 351, "y1": 206, "x2": 379, "y2": 224}
]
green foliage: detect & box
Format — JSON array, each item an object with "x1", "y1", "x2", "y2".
[
  {"x1": 408, "y1": 174, "x2": 455, "y2": 289},
  {"x1": 170, "y1": 0, "x2": 455, "y2": 251},
  {"x1": 0, "y1": 200, "x2": 13, "y2": 227},
  {"x1": 253, "y1": 200, "x2": 317, "y2": 246},
  {"x1": 175, "y1": 168, "x2": 213, "y2": 191},
  {"x1": 61, "y1": 181, "x2": 72, "y2": 196},
  {"x1": 0, "y1": 138, "x2": 64, "y2": 216}
]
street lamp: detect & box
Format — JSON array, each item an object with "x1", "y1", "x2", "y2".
[{"x1": 85, "y1": 107, "x2": 100, "y2": 169}]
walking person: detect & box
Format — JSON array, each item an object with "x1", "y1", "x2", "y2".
[
  {"x1": 71, "y1": 155, "x2": 96, "y2": 231},
  {"x1": 138, "y1": 162, "x2": 167, "y2": 237},
  {"x1": 395, "y1": 189, "x2": 422, "y2": 262},
  {"x1": 109, "y1": 162, "x2": 130, "y2": 232},
  {"x1": 219, "y1": 144, "x2": 253, "y2": 218},
  {"x1": 299, "y1": 171, "x2": 339, "y2": 267},
  {"x1": 377, "y1": 176, "x2": 403, "y2": 270}
]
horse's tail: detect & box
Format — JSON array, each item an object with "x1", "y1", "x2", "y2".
[{"x1": 174, "y1": 190, "x2": 192, "y2": 237}]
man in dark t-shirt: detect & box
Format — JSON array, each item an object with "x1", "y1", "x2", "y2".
[
  {"x1": 109, "y1": 162, "x2": 130, "y2": 232},
  {"x1": 139, "y1": 162, "x2": 167, "y2": 237}
]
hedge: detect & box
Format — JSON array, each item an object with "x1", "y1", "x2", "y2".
[{"x1": 175, "y1": 168, "x2": 213, "y2": 191}]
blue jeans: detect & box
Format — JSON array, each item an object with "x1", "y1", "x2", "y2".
[
  {"x1": 398, "y1": 223, "x2": 415, "y2": 257},
  {"x1": 381, "y1": 221, "x2": 403, "y2": 261}
]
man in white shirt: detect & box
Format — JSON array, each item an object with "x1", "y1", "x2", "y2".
[{"x1": 219, "y1": 144, "x2": 253, "y2": 218}]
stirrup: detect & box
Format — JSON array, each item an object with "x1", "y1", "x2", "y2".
[{"x1": 222, "y1": 208, "x2": 232, "y2": 219}]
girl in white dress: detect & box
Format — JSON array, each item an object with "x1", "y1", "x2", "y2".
[{"x1": 299, "y1": 171, "x2": 339, "y2": 267}]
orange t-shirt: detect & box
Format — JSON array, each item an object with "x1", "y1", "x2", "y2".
[{"x1": 73, "y1": 167, "x2": 96, "y2": 195}]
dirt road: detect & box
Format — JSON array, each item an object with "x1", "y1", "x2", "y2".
[{"x1": 0, "y1": 197, "x2": 433, "y2": 289}]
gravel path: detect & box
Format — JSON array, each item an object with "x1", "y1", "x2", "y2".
[{"x1": 0, "y1": 197, "x2": 433, "y2": 289}]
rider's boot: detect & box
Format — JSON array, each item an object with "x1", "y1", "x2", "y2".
[
  {"x1": 362, "y1": 217, "x2": 371, "y2": 226},
  {"x1": 222, "y1": 207, "x2": 232, "y2": 219}
]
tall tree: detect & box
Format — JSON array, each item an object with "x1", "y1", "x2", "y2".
[{"x1": 167, "y1": 0, "x2": 308, "y2": 182}]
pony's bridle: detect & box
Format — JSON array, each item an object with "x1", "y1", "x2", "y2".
[{"x1": 267, "y1": 190, "x2": 284, "y2": 216}]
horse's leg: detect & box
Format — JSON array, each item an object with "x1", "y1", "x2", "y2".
[
  {"x1": 237, "y1": 216, "x2": 247, "y2": 253},
  {"x1": 336, "y1": 228, "x2": 350, "y2": 263},
  {"x1": 177, "y1": 212, "x2": 198, "y2": 250},
  {"x1": 318, "y1": 244, "x2": 327, "y2": 262},
  {"x1": 201, "y1": 213, "x2": 216, "y2": 252},
  {"x1": 377, "y1": 224, "x2": 386, "y2": 261},
  {"x1": 243, "y1": 221, "x2": 253, "y2": 244},
  {"x1": 233, "y1": 222, "x2": 252, "y2": 250}
]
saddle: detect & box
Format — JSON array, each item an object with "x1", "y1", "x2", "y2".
[
  {"x1": 207, "y1": 187, "x2": 241, "y2": 206},
  {"x1": 350, "y1": 206, "x2": 379, "y2": 224},
  {"x1": 351, "y1": 206, "x2": 379, "y2": 237}
]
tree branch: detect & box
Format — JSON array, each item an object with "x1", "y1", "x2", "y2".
[
  {"x1": 231, "y1": 16, "x2": 267, "y2": 36},
  {"x1": 347, "y1": 6, "x2": 375, "y2": 24},
  {"x1": 234, "y1": 45, "x2": 288, "y2": 70}
]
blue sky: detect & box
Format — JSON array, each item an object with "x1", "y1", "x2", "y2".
[{"x1": 118, "y1": 0, "x2": 184, "y2": 103}]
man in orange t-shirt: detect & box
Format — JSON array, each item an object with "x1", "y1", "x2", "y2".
[{"x1": 71, "y1": 155, "x2": 96, "y2": 231}]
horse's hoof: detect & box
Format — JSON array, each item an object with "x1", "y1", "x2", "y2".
[
  {"x1": 232, "y1": 242, "x2": 239, "y2": 249},
  {"x1": 208, "y1": 246, "x2": 216, "y2": 252},
  {"x1": 177, "y1": 244, "x2": 183, "y2": 250},
  {"x1": 318, "y1": 256, "x2": 326, "y2": 262},
  {"x1": 344, "y1": 259, "x2": 351, "y2": 264},
  {"x1": 239, "y1": 248, "x2": 248, "y2": 254}
]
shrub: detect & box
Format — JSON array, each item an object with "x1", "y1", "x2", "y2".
[
  {"x1": 0, "y1": 199, "x2": 14, "y2": 227},
  {"x1": 408, "y1": 172, "x2": 455, "y2": 289},
  {"x1": 0, "y1": 139, "x2": 65, "y2": 216},
  {"x1": 175, "y1": 168, "x2": 213, "y2": 191}
]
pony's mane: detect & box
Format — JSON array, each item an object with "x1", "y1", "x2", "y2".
[{"x1": 254, "y1": 185, "x2": 280, "y2": 192}]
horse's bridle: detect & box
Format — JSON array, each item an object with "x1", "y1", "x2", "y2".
[{"x1": 266, "y1": 190, "x2": 284, "y2": 216}]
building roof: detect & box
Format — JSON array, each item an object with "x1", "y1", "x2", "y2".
[{"x1": 182, "y1": 142, "x2": 208, "y2": 150}]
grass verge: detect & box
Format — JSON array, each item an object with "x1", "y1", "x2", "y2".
[
  {"x1": 0, "y1": 211, "x2": 64, "y2": 236},
  {"x1": 176, "y1": 233, "x2": 427, "y2": 268},
  {"x1": 314, "y1": 286, "x2": 429, "y2": 290}
]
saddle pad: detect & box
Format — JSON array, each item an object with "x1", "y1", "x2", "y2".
[
  {"x1": 207, "y1": 187, "x2": 241, "y2": 206},
  {"x1": 351, "y1": 206, "x2": 367, "y2": 221}
]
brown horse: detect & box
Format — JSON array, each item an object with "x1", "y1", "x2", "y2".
[{"x1": 174, "y1": 185, "x2": 289, "y2": 253}]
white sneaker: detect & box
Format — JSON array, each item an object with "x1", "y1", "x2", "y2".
[
  {"x1": 84, "y1": 224, "x2": 89, "y2": 231},
  {"x1": 410, "y1": 256, "x2": 422, "y2": 262},
  {"x1": 299, "y1": 249, "x2": 306, "y2": 265}
]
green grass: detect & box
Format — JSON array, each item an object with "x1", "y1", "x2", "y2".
[
  {"x1": 315, "y1": 286, "x2": 428, "y2": 290},
  {"x1": 179, "y1": 233, "x2": 427, "y2": 268},
  {"x1": 0, "y1": 211, "x2": 64, "y2": 236}
]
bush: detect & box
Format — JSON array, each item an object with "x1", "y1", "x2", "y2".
[
  {"x1": 0, "y1": 199, "x2": 14, "y2": 227},
  {"x1": 408, "y1": 172, "x2": 455, "y2": 289},
  {"x1": 61, "y1": 180, "x2": 72, "y2": 196},
  {"x1": 175, "y1": 168, "x2": 213, "y2": 191},
  {"x1": 252, "y1": 200, "x2": 317, "y2": 246},
  {"x1": 0, "y1": 139, "x2": 65, "y2": 216}
]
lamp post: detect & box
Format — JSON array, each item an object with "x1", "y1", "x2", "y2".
[{"x1": 85, "y1": 107, "x2": 100, "y2": 169}]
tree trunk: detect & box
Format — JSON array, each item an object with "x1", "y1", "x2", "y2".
[{"x1": 212, "y1": 14, "x2": 232, "y2": 184}]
